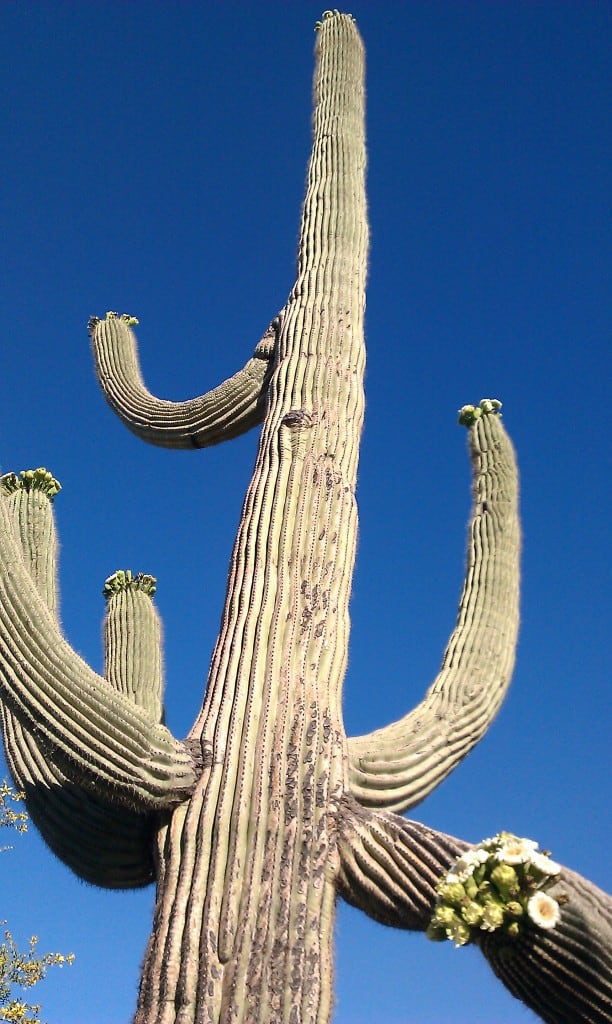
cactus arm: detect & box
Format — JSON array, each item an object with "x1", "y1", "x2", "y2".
[
  {"x1": 0, "y1": 473, "x2": 158, "y2": 886},
  {"x1": 336, "y1": 796, "x2": 467, "y2": 929},
  {"x1": 0, "y1": 476, "x2": 196, "y2": 809},
  {"x1": 480, "y1": 868, "x2": 612, "y2": 1024},
  {"x1": 1, "y1": 470, "x2": 61, "y2": 615},
  {"x1": 347, "y1": 404, "x2": 520, "y2": 812},
  {"x1": 88, "y1": 313, "x2": 277, "y2": 449},
  {"x1": 103, "y1": 570, "x2": 164, "y2": 721},
  {"x1": 1, "y1": 707, "x2": 156, "y2": 887},
  {"x1": 337, "y1": 796, "x2": 612, "y2": 1024}
]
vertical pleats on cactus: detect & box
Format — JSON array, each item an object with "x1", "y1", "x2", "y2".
[{"x1": 1, "y1": 11, "x2": 609, "y2": 1024}]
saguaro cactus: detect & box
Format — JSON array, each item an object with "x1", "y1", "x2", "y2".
[{"x1": 1, "y1": 12, "x2": 610, "y2": 1024}]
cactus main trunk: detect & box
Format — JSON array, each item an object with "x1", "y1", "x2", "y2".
[
  {"x1": 135, "y1": 15, "x2": 367, "y2": 1022},
  {"x1": 6, "y1": 12, "x2": 607, "y2": 1024}
]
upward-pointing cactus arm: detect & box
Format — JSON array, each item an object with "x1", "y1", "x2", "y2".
[
  {"x1": 89, "y1": 313, "x2": 277, "y2": 449},
  {"x1": 347, "y1": 403, "x2": 520, "y2": 813},
  {"x1": 0, "y1": 473, "x2": 159, "y2": 886},
  {"x1": 0, "y1": 474, "x2": 196, "y2": 811}
]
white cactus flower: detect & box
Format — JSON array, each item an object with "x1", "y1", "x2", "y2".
[
  {"x1": 529, "y1": 851, "x2": 562, "y2": 876},
  {"x1": 496, "y1": 836, "x2": 539, "y2": 864},
  {"x1": 527, "y1": 891, "x2": 561, "y2": 930}
]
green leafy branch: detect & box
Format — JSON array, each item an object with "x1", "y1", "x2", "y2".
[{"x1": 0, "y1": 782, "x2": 74, "y2": 1024}]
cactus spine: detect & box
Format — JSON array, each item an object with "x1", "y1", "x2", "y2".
[{"x1": 1, "y1": 11, "x2": 610, "y2": 1024}]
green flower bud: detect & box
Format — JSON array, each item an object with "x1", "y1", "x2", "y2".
[
  {"x1": 464, "y1": 875, "x2": 480, "y2": 900},
  {"x1": 461, "y1": 901, "x2": 484, "y2": 926},
  {"x1": 1, "y1": 467, "x2": 62, "y2": 499},
  {"x1": 446, "y1": 918, "x2": 472, "y2": 947},
  {"x1": 491, "y1": 863, "x2": 520, "y2": 898},
  {"x1": 505, "y1": 901, "x2": 524, "y2": 918},
  {"x1": 477, "y1": 398, "x2": 503, "y2": 416},
  {"x1": 432, "y1": 904, "x2": 458, "y2": 928},
  {"x1": 458, "y1": 404, "x2": 477, "y2": 426},
  {"x1": 437, "y1": 881, "x2": 466, "y2": 907},
  {"x1": 505, "y1": 922, "x2": 521, "y2": 938},
  {"x1": 481, "y1": 901, "x2": 505, "y2": 931}
]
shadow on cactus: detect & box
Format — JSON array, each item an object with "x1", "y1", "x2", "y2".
[{"x1": 0, "y1": 11, "x2": 610, "y2": 1024}]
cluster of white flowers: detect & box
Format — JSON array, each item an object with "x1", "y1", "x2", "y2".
[{"x1": 427, "y1": 832, "x2": 564, "y2": 947}]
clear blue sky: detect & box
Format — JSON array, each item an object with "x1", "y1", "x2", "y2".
[{"x1": 1, "y1": 3, "x2": 610, "y2": 1022}]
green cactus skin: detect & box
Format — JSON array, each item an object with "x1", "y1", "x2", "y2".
[
  {"x1": 1, "y1": 708, "x2": 157, "y2": 887},
  {"x1": 0, "y1": 470, "x2": 61, "y2": 614},
  {"x1": 103, "y1": 571, "x2": 164, "y2": 721},
  {"x1": 89, "y1": 312, "x2": 277, "y2": 449},
  {"x1": 131, "y1": 16, "x2": 368, "y2": 1020},
  {"x1": 2, "y1": 11, "x2": 611, "y2": 1024},
  {"x1": 348, "y1": 406, "x2": 521, "y2": 812},
  {"x1": 0, "y1": 471, "x2": 195, "y2": 807},
  {"x1": 0, "y1": 478, "x2": 160, "y2": 886},
  {"x1": 336, "y1": 797, "x2": 612, "y2": 1024}
]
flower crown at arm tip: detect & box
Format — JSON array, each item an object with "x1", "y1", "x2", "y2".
[
  {"x1": 315, "y1": 10, "x2": 356, "y2": 30},
  {"x1": 458, "y1": 398, "x2": 503, "y2": 427},
  {"x1": 103, "y1": 570, "x2": 158, "y2": 599},
  {"x1": 1, "y1": 468, "x2": 62, "y2": 499},
  {"x1": 87, "y1": 312, "x2": 139, "y2": 337}
]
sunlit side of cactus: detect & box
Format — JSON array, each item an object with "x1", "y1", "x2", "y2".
[{"x1": 1, "y1": 11, "x2": 610, "y2": 1024}]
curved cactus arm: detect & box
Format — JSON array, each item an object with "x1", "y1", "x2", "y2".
[
  {"x1": 0, "y1": 475, "x2": 196, "y2": 809},
  {"x1": 88, "y1": 312, "x2": 277, "y2": 449},
  {"x1": 348, "y1": 403, "x2": 520, "y2": 812},
  {"x1": 0, "y1": 473, "x2": 158, "y2": 886},
  {"x1": 1, "y1": 706, "x2": 156, "y2": 887},
  {"x1": 336, "y1": 796, "x2": 612, "y2": 1024},
  {"x1": 480, "y1": 868, "x2": 612, "y2": 1024}
]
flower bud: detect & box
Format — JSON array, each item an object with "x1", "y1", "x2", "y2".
[
  {"x1": 464, "y1": 876, "x2": 479, "y2": 900},
  {"x1": 446, "y1": 919, "x2": 472, "y2": 947},
  {"x1": 491, "y1": 863, "x2": 520, "y2": 897},
  {"x1": 432, "y1": 904, "x2": 458, "y2": 927},
  {"x1": 461, "y1": 902, "x2": 484, "y2": 926},
  {"x1": 437, "y1": 881, "x2": 466, "y2": 907},
  {"x1": 481, "y1": 901, "x2": 505, "y2": 932}
]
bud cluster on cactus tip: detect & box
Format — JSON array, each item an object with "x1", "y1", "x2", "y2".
[
  {"x1": 0, "y1": 467, "x2": 61, "y2": 499},
  {"x1": 88, "y1": 311, "x2": 139, "y2": 335},
  {"x1": 314, "y1": 9, "x2": 356, "y2": 30},
  {"x1": 427, "y1": 832, "x2": 565, "y2": 947},
  {"x1": 458, "y1": 398, "x2": 503, "y2": 427},
  {"x1": 103, "y1": 569, "x2": 157, "y2": 599}
]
